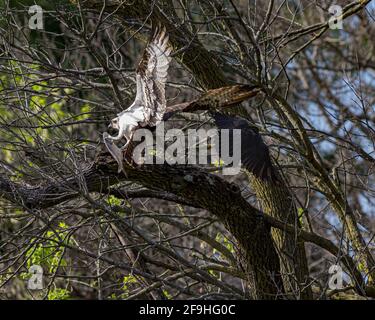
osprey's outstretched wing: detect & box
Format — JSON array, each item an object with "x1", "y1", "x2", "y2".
[
  {"x1": 136, "y1": 25, "x2": 172, "y2": 126},
  {"x1": 185, "y1": 85, "x2": 261, "y2": 112},
  {"x1": 163, "y1": 85, "x2": 261, "y2": 120}
]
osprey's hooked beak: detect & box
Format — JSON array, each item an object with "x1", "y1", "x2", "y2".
[{"x1": 108, "y1": 123, "x2": 112, "y2": 129}]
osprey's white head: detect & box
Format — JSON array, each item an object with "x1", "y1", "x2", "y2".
[{"x1": 109, "y1": 117, "x2": 120, "y2": 130}]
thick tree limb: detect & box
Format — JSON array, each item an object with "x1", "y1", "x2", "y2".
[{"x1": 0, "y1": 151, "x2": 285, "y2": 299}]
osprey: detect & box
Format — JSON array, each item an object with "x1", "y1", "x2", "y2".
[
  {"x1": 103, "y1": 26, "x2": 277, "y2": 182},
  {"x1": 103, "y1": 25, "x2": 172, "y2": 172}
]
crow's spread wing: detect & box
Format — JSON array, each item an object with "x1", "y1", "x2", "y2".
[{"x1": 213, "y1": 113, "x2": 278, "y2": 182}]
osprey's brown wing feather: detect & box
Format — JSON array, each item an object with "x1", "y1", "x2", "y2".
[
  {"x1": 165, "y1": 85, "x2": 261, "y2": 116},
  {"x1": 136, "y1": 25, "x2": 172, "y2": 126},
  {"x1": 186, "y1": 85, "x2": 261, "y2": 112}
]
